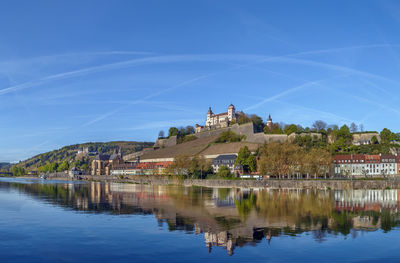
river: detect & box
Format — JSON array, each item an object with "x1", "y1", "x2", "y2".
[{"x1": 0, "y1": 177, "x2": 399, "y2": 262}]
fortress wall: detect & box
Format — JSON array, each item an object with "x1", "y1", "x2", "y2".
[
  {"x1": 154, "y1": 136, "x2": 177, "y2": 148},
  {"x1": 194, "y1": 122, "x2": 289, "y2": 144},
  {"x1": 352, "y1": 133, "x2": 381, "y2": 143},
  {"x1": 246, "y1": 133, "x2": 288, "y2": 144},
  {"x1": 287, "y1": 132, "x2": 323, "y2": 142}
]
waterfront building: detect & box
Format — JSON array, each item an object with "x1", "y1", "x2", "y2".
[
  {"x1": 333, "y1": 154, "x2": 399, "y2": 178},
  {"x1": 212, "y1": 154, "x2": 237, "y2": 173},
  {"x1": 69, "y1": 167, "x2": 83, "y2": 177},
  {"x1": 110, "y1": 161, "x2": 172, "y2": 176}
]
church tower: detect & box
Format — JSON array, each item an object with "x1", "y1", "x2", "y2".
[{"x1": 267, "y1": 114, "x2": 273, "y2": 128}]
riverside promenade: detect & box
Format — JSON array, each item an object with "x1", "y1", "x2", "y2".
[{"x1": 24, "y1": 173, "x2": 400, "y2": 190}]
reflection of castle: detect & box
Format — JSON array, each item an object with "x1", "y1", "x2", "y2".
[{"x1": 204, "y1": 231, "x2": 235, "y2": 256}]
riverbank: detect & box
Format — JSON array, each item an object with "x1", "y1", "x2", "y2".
[{"x1": 16, "y1": 174, "x2": 400, "y2": 190}]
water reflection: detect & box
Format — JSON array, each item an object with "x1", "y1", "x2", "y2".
[{"x1": 1, "y1": 179, "x2": 400, "y2": 256}]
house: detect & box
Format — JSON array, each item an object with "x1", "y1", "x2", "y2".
[
  {"x1": 69, "y1": 167, "x2": 83, "y2": 177},
  {"x1": 212, "y1": 155, "x2": 237, "y2": 173}
]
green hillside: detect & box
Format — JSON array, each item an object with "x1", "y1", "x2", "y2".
[{"x1": 12, "y1": 141, "x2": 154, "y2": 173}]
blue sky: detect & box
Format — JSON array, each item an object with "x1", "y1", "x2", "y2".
[{"x1": 1, "y1": 0, "x2": 400, "y2": 162}]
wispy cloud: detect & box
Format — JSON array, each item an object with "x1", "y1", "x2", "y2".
[
  {"x1": 3, "y1": 44, "x2": 400, "y2": 96},
  {"x1": 244, "y1": 74, "x2": 349, "y2": 111}
]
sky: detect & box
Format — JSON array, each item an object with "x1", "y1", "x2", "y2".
[{"x1": 1, "y1": 0, "x2": 400, "y2": 162}]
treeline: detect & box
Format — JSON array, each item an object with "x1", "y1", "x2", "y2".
[
  {"x1": 37, "y1": 160, "x2": 89, "y2": 173},
  {"x1": 258, "y1": 143, "x2": 332, "y2": 179},
  {"x1": 11, "y1": 141, "x2": 153, "y2": 173}
]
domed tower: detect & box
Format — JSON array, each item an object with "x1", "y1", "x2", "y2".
[
  {"x1": 267, "y1": 114, "x2": 273, "y2": 128},
  {"x1": 227, "y1": 104, "x2": 236, "y2": 122},
  {"x1": 206, "y1": 107, "x2": 213, "y2": 127}
]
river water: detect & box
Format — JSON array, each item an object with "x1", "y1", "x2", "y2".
[{"x1": 0, "y1": 177, "x2": 399, "y2": 262}]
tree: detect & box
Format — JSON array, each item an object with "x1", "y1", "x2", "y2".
[
  {"x1": 215, "y1": 130, "x2": 245, "y2": 143},
  {"x1": 168, "y1": 155, "x2": 191, "y2": 177},
  {"x1": 168, "y1": 127, "x2": 179, "y2": 138},
  {"x1": 11, "y1": 166, "x2": 25, "y2": 176},
  {"x1": 284, "y1": 124, "x2": 298, "y2": 135},
  {"x1": 264, "y1": 123, "x2": 283, "y2": 134},
  {"x1": 380, "y1": 128, "x2": 397, "y2": 144},
  {"x1": 185, "y1": 126, "x2": 195, "y2": 135},
  {"x1": 359, "y1": 124, "x2": 364, "y2": 132},
  {"x1": 312, "y1": 120, "x2": 327, "y2": 132},
  {"x1": 350, "y1": 123, "x2": 358, "y2": 133},
  {"x1": 189, "y1": 155, "x2": 212, "y2": 178},
  {"x1": 217, "y1": 165, "x2": 231, "y2": 178},
  {"x1": 158, "y1": 130, "x2": 165, "y2": 138},
  {"x1": 57, "y1": 161, "x2": 69, "y2": 172},
  {"x1": 371, "y1": 136, "x2": 379, "y2": 145},
  {"x1": 235, "y1": 146, "x2": 257, "y2": 172}
]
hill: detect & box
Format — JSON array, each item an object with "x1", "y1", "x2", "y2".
[
  {"x1": 138, "y1": 134, "x2": 262, "y2": 161},
  {"x1": 13, "y1": 141, "x2": 154, "y2": 172},
  {"x1": 0, "y1": 162, "x2": 11, "y2": 170}
]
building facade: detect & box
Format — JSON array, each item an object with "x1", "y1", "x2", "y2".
[
  {"x1": 334, "y1": 154, "x2": 399, "y2": 178},
  {"x1": 212, "y1": 154, "x2": 237, "y2": 173},
  {"x1": 91, "y1": 153, "x2": 124, "y2": 176},
  {"x1": 110, "y1": 161, "x2": 172, "y2": 176}
]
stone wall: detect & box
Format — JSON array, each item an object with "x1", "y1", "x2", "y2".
[
  {"x1": 194, "y1": 122, "x2": 289, "y2": 144},
  {"x1": 352, "y1": 133, "x2": 381, "y2": 144},
  {"x1": 38, "y1": 174, "x2": 400, "y2": 190},
  {"x1": 288, "y1": 132, "x2": 322, "y2": 142},
  {"x1": 154, "y1": 136, "x2": 177, "y2": 148}
]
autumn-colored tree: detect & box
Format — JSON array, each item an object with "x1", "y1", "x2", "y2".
[{"x1": 168, "y1": 155, "x2": 191, "y2": 177}]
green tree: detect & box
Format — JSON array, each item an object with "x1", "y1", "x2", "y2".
[
  {"x1": 11, "y1": 166, "x2": 25, "y2": 176},
  {"x1": 380, "y1": 128, "x2": 397, "y2": 144},
  {"x1": 57, "y1": 161, "x2": 69, "y2": 172},
  {"x1": 284, "y1": 124, "x2": 298, "y2": 135},
  {"x1": 168, "y1": 127, "x2": 179, "y2": 138},
  {"x1": 235, "y1": 146, "x2": 257, "y2": 172},
  {"x1": 215, "y1": 130, "x2": 245, "y2": 143},
  {"x1": 217, "y1": 165, "x2": 231, "y2": 178}
]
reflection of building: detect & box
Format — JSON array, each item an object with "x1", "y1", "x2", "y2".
[{"x1": 334, "y1": 189, "x2": 400, "y2": 212}]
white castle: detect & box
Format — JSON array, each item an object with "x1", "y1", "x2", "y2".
[
  {"x1": 196, "y1": 104, "x2": 239, "y2": 133},
  {"x1": 206, "y1": 104, "x2": 238, "y2": 127}
]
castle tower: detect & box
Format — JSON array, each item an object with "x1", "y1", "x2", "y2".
[
  {"x1": 227, "y1": 104, "x2": 235, "y2": 121},
  {"x1": 267, "y1": 114, "x2": 273, "y2": 128}
]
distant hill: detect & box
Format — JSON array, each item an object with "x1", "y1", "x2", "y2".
[
  {"x1": 14, "y1": 141, "x2": 154, "y2": 171},
  {"x1": 0, "y1": 162, "x2": 11, "y2": 170}
]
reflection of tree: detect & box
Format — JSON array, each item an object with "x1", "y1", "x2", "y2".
[
  {"x1": 255, "y1": 190, "x2": 333, "y2": 230},
  {"x1": 235, "y1": 193, "x2": 256, "y2": 221},
  {"x1": 218, "y1": 188, "x2": 230, "y2": 200},
  {"x1": 381, "y1": 210, "x2": 397, "y2": 232},
  {"x1": 331, "y1": 211, "x2": 353, "y2": 235}
]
